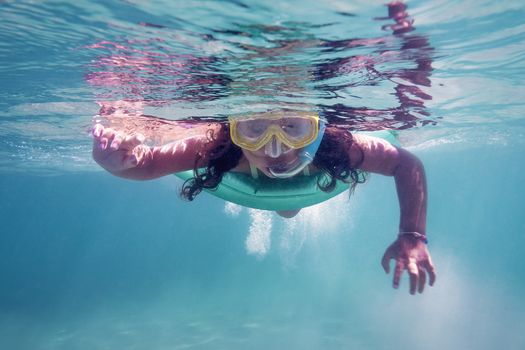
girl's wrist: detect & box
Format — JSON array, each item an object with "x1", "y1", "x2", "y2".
[{"x1": 398, "y1": 231, "x2": 428, "y2": 244}]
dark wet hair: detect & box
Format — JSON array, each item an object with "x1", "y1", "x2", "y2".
[
  {"x1": 180, "y1": 123, "x2": 366, "y2": 201},
  {"x1": 313, "y1": 126, "x2": 366, "y2": 193},
  {"x1": 180, "y1": 123, "x2": 243, "y2": 201}
]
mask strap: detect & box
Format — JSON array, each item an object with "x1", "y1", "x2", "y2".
[{"x1": 300, "y1": 118, "x2": 325, "y2": 163}]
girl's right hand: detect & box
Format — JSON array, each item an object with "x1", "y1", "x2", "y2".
[{"x1": 92, "y1": 123, "x2": 150, "y2": 174}]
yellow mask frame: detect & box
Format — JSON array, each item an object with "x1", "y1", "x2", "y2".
[{"x1": 229, "y1": 113, "x2": 319, "y2": 151}]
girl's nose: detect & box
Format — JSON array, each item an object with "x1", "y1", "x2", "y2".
[{"x1": 264, "y1": 136, "x2": 282, "y2": 158}]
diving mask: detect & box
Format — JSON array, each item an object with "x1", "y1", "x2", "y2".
[
  {"x1": 229, "y1": 112, "x2": 326, "y2": 178},
  {"x1": 229, "y1": 112, "x2": 320, "y2": 152}
]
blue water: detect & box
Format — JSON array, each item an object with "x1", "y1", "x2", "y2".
[{"x1": 1, "y1": 1, "x2": 525, "y2": 349}]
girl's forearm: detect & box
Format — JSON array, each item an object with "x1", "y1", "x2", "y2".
[
  {"x1": 394, "y1": 150, "x2": 427, "y2": 234},
  {"x1": 114, "y1": 138, "x2": 204, "y2": 180}
]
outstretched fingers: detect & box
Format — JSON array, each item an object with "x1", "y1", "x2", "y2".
[
  {"x1": 92, "y1": 124, "x2": 145, "y2": 152},
  {"x1": 125, "y1": 133, "x2": 146, "y2": 148},
  {"x1": 91, "y1": 123, "x2": 147, "y2": 171},
  {"x1": 407, "y1": 258, "x2": 419, "y2": 295},
  {"x1": 110, "y1": 133, "x2": 145, "y2": 151},
  {"x1": 393, "y1": 259, "x2": 405, "y2": 290},
  {"x1": 381, "y1": 239, "x2": 436, "y2": 294},
  {"x1": 395, "y1": 259, "x2": 430, "y2": 295},
  {"x1": 110, "y1": 134, "x2": 124, "y2": 150},
  {"x1": 92, "y1": 123, "x2": 104, "y2": 138},
  {"x1": 423, "y1": 258, "x2": 436, "y2": 286},
  {"x1": 381, "y1": 244, "x2": 396, "y2": 274},
  {"x1": 93, "y1": 124, "x2": 116, "y2": 150},
  {"x1": 418, "y1": 264, "x2": 427, "y2": 293}
]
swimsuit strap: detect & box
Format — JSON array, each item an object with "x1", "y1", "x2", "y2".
[
  {"x1": 249, "y1": 162, "x2": 259, "y2": 179},
  {"x1": 303, "y1": 165, "x2": 310, "y2": 176}
]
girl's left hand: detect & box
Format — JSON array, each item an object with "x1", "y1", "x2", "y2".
[{"x1": 381, "y1": 236, "x2": 436, "y2": 294}]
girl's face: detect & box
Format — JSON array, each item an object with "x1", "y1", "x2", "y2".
[{"x1": 229, "y1": 110, "x2": 320, "y2": 177}]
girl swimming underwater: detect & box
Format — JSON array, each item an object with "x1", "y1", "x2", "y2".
[{"x1": 92, "y1": 109, "x2": 436, "y2": 295}]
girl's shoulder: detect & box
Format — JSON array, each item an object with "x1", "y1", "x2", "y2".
[{"x1": 350, "y1": 132, "x2": 402, "y2": 175}]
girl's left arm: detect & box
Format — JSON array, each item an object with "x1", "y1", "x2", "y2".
[{"x1": 350, "y1": 134, "x2": 436, "y2": 294}]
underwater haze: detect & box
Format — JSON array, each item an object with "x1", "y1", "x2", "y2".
[{"x1": 1, "y1": 0, "x2": 525, "y2": 349}]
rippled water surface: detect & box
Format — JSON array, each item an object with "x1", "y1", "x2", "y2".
[
  {"x1": 1, "y1": 0, "x2": 524, "y2": 172},
  {"x1": 1, "y1": 1, "x2": 525, "y2": 349}
]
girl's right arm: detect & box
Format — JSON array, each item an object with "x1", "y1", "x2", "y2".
[{"x1": 92, "y1": 123, "x2": 218, "y2": 180}]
